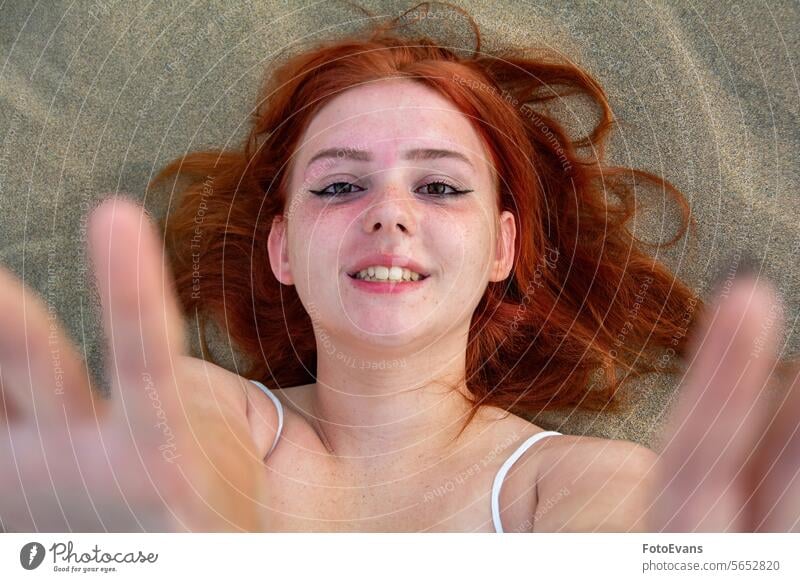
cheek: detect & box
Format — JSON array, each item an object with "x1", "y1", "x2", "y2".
[
  {"x1": 288, "y1": 206, "x2": 353, "y2": 284},
  {"x1": 426, "y1": 208, "x2": 494, "y2": 281}
]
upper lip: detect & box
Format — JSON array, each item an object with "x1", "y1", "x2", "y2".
[{"x1": 346, "y1": 254, "x2": 431, "y2": 278}]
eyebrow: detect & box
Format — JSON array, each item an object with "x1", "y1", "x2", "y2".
[{"x1": 306, "y1": 147, "x2": 474, "y2": 169}]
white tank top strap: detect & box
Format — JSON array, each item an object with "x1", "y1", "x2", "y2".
[
  {"x1": 249, "y1": 380, "x2": 285, "y2": 458},
  {"x1": 491, "y1": 430, "x2": 563, "y2": 533}
]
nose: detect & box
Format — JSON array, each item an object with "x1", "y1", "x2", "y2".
[{"x1": 360, "y1": 180, "x2": 417, "y2": 237}]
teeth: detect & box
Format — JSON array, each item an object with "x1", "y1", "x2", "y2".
[{"x1": 354, "y1": 266, "x2": 424, "y2": 282}]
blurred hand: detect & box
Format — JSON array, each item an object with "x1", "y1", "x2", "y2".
[
  {"x1": 648, "y1": 272, "x2": 800, "y2": 531},
  {"x1": 0, "y1": 197, "x2": 265, "y2": 532}
]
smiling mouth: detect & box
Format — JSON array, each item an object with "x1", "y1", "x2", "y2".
[{"x1": 346, "y1": 271, "x2": 431, "y2": 283}]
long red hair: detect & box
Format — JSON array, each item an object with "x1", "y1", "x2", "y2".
[{"x1": 150, "y1": 3, "x2": 715, "y2": 430}]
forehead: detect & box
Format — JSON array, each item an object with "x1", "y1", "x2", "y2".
[{"x1": 296, "y1": 79, "x2": 489, "y2": 164}]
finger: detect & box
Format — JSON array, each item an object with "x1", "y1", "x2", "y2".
[
  {"x1": 88, "y1": 196, "x2": 188, "y2": 431},
  {"x1": 745, "y1": 357, "x2": 800, "y2": 532},
  {"x1": 0, "y1": 374, "x2": 20, "y2": 421},
  {"x1": 88, "y1": 196, "x2": 199, "y2": 531},
  {"x1": 652, "y1": 275, "x2": 781, "y2": 532},
  {"x1": 0, "y1": 265, "x2": 104, "y2": 423}
]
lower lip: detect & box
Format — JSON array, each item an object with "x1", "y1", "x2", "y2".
[{"x1": 346, "y1": 274, "x2": 429, "y2": 294}]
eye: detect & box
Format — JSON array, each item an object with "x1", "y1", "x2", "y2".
[
  {"x1": 309, "y1": 179, "x2": 473, "y2": 198},
  {"x1": 309, "y1": 182, "x2": 365, "y2": 197},
  {"x1": 415, "y1": 180, "x2": 472, "y2": 197}
]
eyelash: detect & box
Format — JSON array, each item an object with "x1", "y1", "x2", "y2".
[{"x1": 309, "y1": 179, "x2": 472, "y2": 198}]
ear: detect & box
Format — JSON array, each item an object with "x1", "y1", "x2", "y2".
[
  {"x1": 489, "y1": 210, "x2": 516, "y2": 282},
  {"x1": 267, "y1": 215, "x2": 294, "y2": 285}
]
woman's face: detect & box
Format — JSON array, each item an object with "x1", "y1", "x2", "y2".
[{"x1": 268, "y1": 79, "x2": 516, "y2": 352}]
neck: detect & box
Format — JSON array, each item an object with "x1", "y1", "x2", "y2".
[{"x1": 309, "y1": 330, "x2": 478, "y2": 466}]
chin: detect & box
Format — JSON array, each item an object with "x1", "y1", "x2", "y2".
[{"x1": 348, "y1": 320, "x2": 429, "y2": 350}]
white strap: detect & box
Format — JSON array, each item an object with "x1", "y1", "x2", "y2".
[
  {"x1": 491, "y1": 431, "x2": 562, "y2": 533},
  {"x1": 249, "y1": 380, "x2": 285, "y2": 458}
]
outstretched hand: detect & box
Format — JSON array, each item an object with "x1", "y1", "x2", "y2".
[
  {"x1": 649, "y1": 272, "x2": 800, "y2": 532},
  {"x1": 0, "y1": 197, "x2": 264, "y2": 532}
]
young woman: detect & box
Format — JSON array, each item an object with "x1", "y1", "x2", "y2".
[{"x1": 1, "y1": 5, "x2": 797, "y2": 532}]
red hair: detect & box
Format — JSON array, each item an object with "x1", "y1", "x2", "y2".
[{"x1": 151, "y1": 3, "x2": 716, "y2": 430}]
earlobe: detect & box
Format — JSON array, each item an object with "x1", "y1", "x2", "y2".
[{"x1": 267, "y1": 215, "x2": 294, "y2": 285}]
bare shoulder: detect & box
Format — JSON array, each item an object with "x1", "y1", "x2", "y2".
[
  {"x1": 533, "y1": 434, "x2": 659, "y2": 532},
  {"x1": 173, "y1": 356, "x2": 294, "y2": 460},
  {"x1": 173, "y1": 355, "x2": 249, "y2": 413}
]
